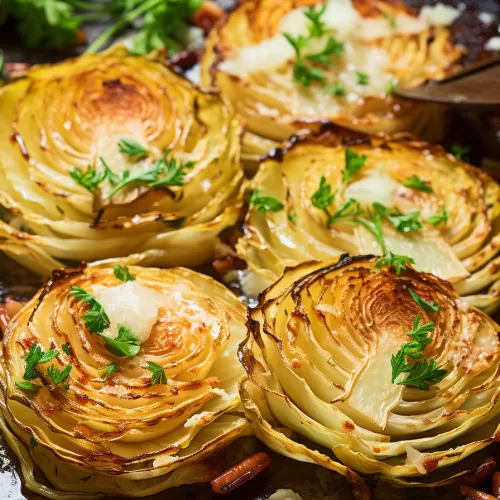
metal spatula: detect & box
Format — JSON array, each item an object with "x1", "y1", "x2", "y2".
[{"x1": 394, "y1": 56, "x2": 500, "y2": 108}]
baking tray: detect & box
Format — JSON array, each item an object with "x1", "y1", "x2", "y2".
[{"x1": 1, "y1": 0, "x2": 500, "y2": 498}]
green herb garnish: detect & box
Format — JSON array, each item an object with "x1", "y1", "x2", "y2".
[
  {"x1": 70, "y1": 165, "x2": 107, "y2": 193},
  {"x1": 325, "y1": 83, "x2": 345, "y2": 96},
  {"x1": 311, "y1": 176, "x2": 335, "y2": 212},
  {"x1": 293, "y1": 60, "x2": 325, "y2": 87},
  {"x1": 113, "y1": 265, "x2": 136, "y2": 282},
  {"x1": 306, "y1": 36, "x2": 344, "y2": 65},
  {"x1": 118, "y1": 138, "x2": 149, "y2": 157},
  {"x1": 16, "y1": 381, "x2": 41, "y2": 391},
  {"x1": 386, "y1": 78, "x2": 398, "y2": 96},
  {"x1": 428, "y1": 207, "x2": 448, "y2": 226},
  {"x1": 284, "y1": 6, "x2": 344, "y2": 88},
  {"x1": 61, "y1": 343, "x2": 71, "y2": 355},
  {"x1": 400, "y1": 359, "x2": 447, "y2": 390},
  {"x1": 250, "y1": 189, "x2": 284, "y2": 213},
  {"x1": 101, "y1": 363, "x2": 119, "y2": 378},
  {"x1": 101, "y1": 325, "x2": 140, "y2": 358},
  {"x1": 376, "y1": 252, "x2": 415, "y2": 275},
  {"x1": 288, "y1": 211, "x2": 298, "y2": 224},
  {"x1": 386, "y1": 208, "x2": 422, "y2": 232},
  {"x1": 343, "y1": 147, "x2": 367, "y2": 184},
  {"x1": 70, "y1": 286, "x2": 110, "y2": 334},
  {"x1": 354, "y1": 203, "x2": 387, "y2": 254},
  {"x1": 22, "y1": 344, "x2": 59, "y2": 381},
  {"x1": 30, "y1": 437, "x2": 38, "y2": 449},
  {"x1": 147, "y1": 361, "x2": 167, "y2": 385},
  {"x1": 328, "y1": 199, "x2": 362, "y2": 225},
  {"x1": 408, "y1": 288, "x2": 440, "y2": 312},
  {"x1": 304, "y1": 4, "x2": 328, "y2": 38},
  {"x1": 47, "y1": 364, "x2": 72, "y2": 387},
  {"x1": 107, "y1": 152, "x2": 194, "y2": 199},
  {"x1": 356, "y1": 71, "x2": 369, "y2": 85},
  {"x1": 311, "y1": 177, "x2": 360, "y2": 225},
  {"x1": 403, "y1": 175, "x2": 433, "y2": 194},
  {"x1": 391, "y1": 315, "x2": 446, "y2": 390},
  {"x1": 382, "y1": 12, "x2": 397, "y2": 29},
  {"x1": 451, "y1": 144, "x2": 471, "y2": 161}
]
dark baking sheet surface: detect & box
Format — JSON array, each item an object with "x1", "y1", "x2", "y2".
[{"x1": 1, "y1": 1, "x2": 500, "y2": 498}]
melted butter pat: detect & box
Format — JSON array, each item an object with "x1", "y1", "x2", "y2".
[
  {"x1": 344, "y1": 170, "x2": 399, "y2": 207},
  {"x1": 92, "y1": 281, "x2": 165, "y2": 343}
]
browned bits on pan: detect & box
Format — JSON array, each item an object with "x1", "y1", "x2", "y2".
[
  {"x1": 460, "y1": 459, "x2": 500, "y2": 499},
  {"x1": 192, "y1": 0, "x2": 224, "y2": 33},
  {"x1": 462, "y1": 457, "x2": 497, "y2": 488},
  {"x1": 460, "y1": 485, "x2": 498, "y2": 500},
  {"x1": 167, "y1": 50, "x2": 201, "y2": 71},
  {"x1": 491, "y1": 472, "x2": 500, "y2": 498},
  {"x1": 345, "y1": 468, "x2": 372, "y2": 500},
  {"x1": 210, "y1": 452, "x2": 272, "y2": 495},
  {"x1": 5, "y1": 62, "x2": 31, "y2": 80},
  {"x1": 213, "y1": 255, "x2": 248, "y2": 274}
]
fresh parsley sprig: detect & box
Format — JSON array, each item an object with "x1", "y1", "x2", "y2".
[
  {"x1": 311, "y1": 177, "x2": 335, "y2": 213},
  {"x1": 70, "y1": 165, "x2": 108, "y2": 193},
  {"x1": 70, "y1": 157, "x2": 120, "y2": 193},
  {"x1": 15, "y1": 381, "x2": 42, "y2": 391},
  {"x1": 283, "y1": 5, "x2": 344, "y2": 88},
  {"x1": 70, "y1": 287, "x2": 141, "y2": 357},
  {"x1": 70, "y1": 287, "x2": 110, "y2": 334},
  {"x1": 249, "y1": 189, "x2": 284, "y2": 213},
  {"x1": 22, "y1": 344, "x2": 59, "y2": 381},
  {"x1": 386, "y1": 79, "x2": 398, "y2": 96},
  {"x1": 311, "y1": 177, "x2": 361, "y2": 226},
  {"x1": 113, "y1": 265, "x2": 136, "y2": 282},
  {"x1": 306, "y1": 36, "x2": 344, "y2": 65},
  {"x1": 16, "y1": 344, "x2": 60, "y2": 391},
  {"x1": 376, "y1": 252, "x2": 415, "y2": 275},
  {"x1": 408, "y1": 288, "x2": 440, "y2": 313},
  {"x1": 391, "y1": 315, "x2": 446, "y2": 390},
  {"x1": 86, "y1": 0, "x2": 203, "y2": 55},
  {"x1": 101, "y1": 363, "x2": 119, "y2": 378},
  {"x1": 403, "y1": 175, "x2": 433, "y2": 194},
  {"x1": 293, "y1": 59, "x2": 326, "y2": 87},
  {"x1": 343, "y1": 148, "x2": 367, "y2": 184},
  {"x1": 451, "y1": 144, "x2": 471, "y2": 161},
  {"x1": 382, "y1": 12, "x2": 397, "y2": 29},
  {"x1": 118, "y1": 138, "x2": 149, "y2": 157},
  {"x1": 47, "y1": 364, "x2": 72, "y2": 389},
  {"x1": 107, "y1": 152, "x2": 194, "y2": 199},
  {"x1": 386, "y1": 208, "x2": 422, "y2": 233},
  {"x1": 328, "y1": 199, "x2": 362, "y2": 225},
  {"x1": 304, "y1": 4, "x2": 328, "y2": 38},
  {"x1": 147, "y1": 361, "x2": 167, "y2": 385},
  {"x1": 401, "y1": 359, "x2": 447, "y2": 390},
  {"x1": 372, "y1": 203, "x2": 421, "y2": 233},
  {"x1": 357, "y1": 72, "x2": 369, "y2": 85},
  {"x1": 354, "y1": 203, "x2": 387, "y2": 254},
  {"x1": 428, "y1": 207, "x2": 448, "y2": 226},
  {"x1": 2, "y1": 1, "x2": 202, "y2": 58},
  {"x1": 325, "y1": 83, "x2": 345, "y2": 96},
  {"x1": 101, "y1": 325, "x2": 140, "y2": 358}
]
